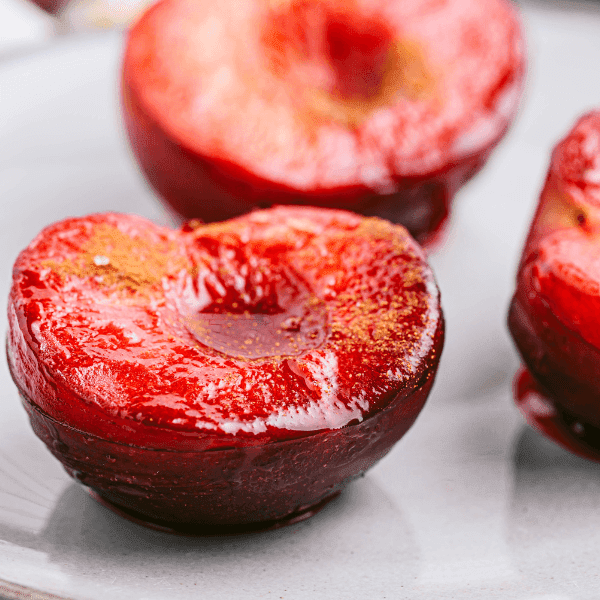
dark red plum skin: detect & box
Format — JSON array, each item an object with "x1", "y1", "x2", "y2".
[
  {"x1": 122, "y1": 83, "x2": 494, "y2": 247},
  {"x1": 28, "y1": 0, "x2": 64, "y2": 13},
  {"x1": 120, "y1": 0, "x2": 524, "y2": 248},
  {"x1": 11, "y1": 337, "x2": 441, "y2": 530},
  {"x1": 509, "y1": 290, "x2": 600, "y2": 431},
  {"x1": 7, "y1": 209, "x2": 444, "y2": 531},
  {"x1": 509, "y1": 110, "x2": 600, "y2": 449},
  {"x1": 513, "y1": 367, "x2": 600, "y2": 463}
]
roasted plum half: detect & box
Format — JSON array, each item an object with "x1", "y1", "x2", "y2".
[
  {"x1": 8, "y1": 207, "x2": 443, "y2": 531},
  {"x1": 509, "y1": 110, "x2": 600, "y2": 458},
  {"x1": 121, "y1": 0, "x2": 525, "y2": 246}
]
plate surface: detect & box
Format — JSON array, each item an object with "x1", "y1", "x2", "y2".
[{"x1": 2, "y1": 2, "x2": 600, "y2": 598}]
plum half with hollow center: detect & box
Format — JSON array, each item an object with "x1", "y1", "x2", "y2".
[
  {"x1": 509, "y1": 110, "x2": 600, "y2": 459},
  {"x1": 8, "y1": 207, "x2": 443, "y2": 531},
  {"x1": 121, "y1": 0, "x2": 525, "y2": 247}
]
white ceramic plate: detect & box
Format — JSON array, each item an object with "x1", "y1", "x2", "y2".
[{"x1": 2, "y1": 2, "x2": 600, "y2": 598}]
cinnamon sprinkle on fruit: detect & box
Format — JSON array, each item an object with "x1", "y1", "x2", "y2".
[{"x1": 42, "y1": 223, "x2": 188, "y2": 294}]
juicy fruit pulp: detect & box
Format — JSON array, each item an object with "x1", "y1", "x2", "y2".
[
  {"x1": 8, "y1": 207, "x2": 443, "y2": 527},
  {"x1": 509, "y1": 111, "x2": 600, "y2": 451},
  {"x1": 122, "y1": 0, "x2": 525, "y2": 246}
]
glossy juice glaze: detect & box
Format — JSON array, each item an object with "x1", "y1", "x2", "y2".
[
  {"x1": 8, "y1": 207, "x2": 443, "y2": 527},
  {"x1": 509, "y1": 111, "x2": 600, "y2": 440}
]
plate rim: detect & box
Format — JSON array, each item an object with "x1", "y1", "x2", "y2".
[{"x1": 0, "y1": 578, "x2": 72, "y2": 600}]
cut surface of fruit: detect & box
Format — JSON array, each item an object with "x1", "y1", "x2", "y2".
[
  {"x1": 509, "y1": 110, "x2": 600, "y2": 436},
  {"x1": 9, "y1": 207, "x2": 441, "y2": 444},
  {"x1": 522, "y1": 111, "x2": 600, "y2": 255},
  {"x1": 122, "y1": 0, "x2": 525, "y2": 245},
  {"x1": 7, "y1": 208, "x2": 443, "y2": 527}
]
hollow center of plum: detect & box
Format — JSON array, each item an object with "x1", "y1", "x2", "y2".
[
  {"x1": 262, "y1": 1, "x2": 432, "y2": 125},
  {"x1": 324, "y1": 14, "x2": 393, "y2": 100},
  {"x1": 181, "y1": 266, "x2": 328, "y2": 360}
]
